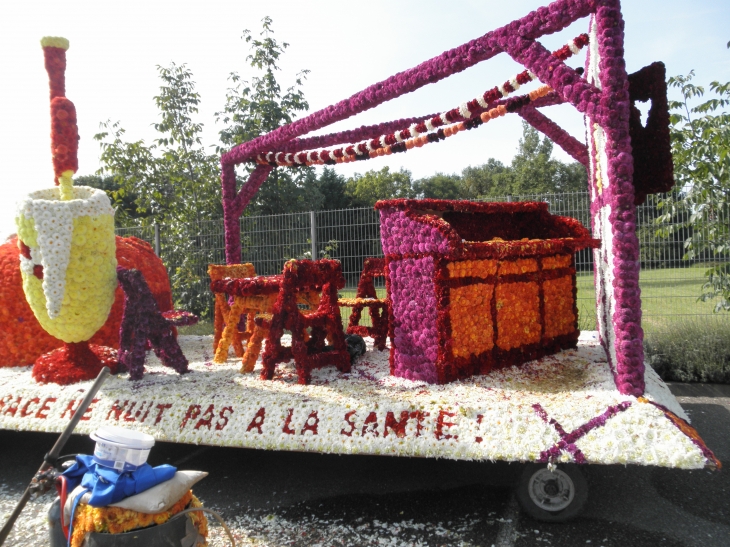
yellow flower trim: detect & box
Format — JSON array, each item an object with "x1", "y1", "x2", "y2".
[
  {"x1": 41, "y1": 36, "x2": 70, "y2": 50},
  {"x1": 446, "y1": 259, "x2": 497, "y2": 279},
  {"x1": 70, "y1": 491, "x2": 208, "y2": 547},
  {"x1": 450, "y1": 283, "x2": 494, "y2": 357},
  {"x1": 21, "y1": 213, "x2": 117, "y2": 342},
  {"x1": 59, "y1": 170, "x2": 75, "y2": 201},
  {"x1": 498, "y1": 258, "x2": 537, "y2": 275}
]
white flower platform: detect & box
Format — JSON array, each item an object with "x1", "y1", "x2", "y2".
[{"x1": 0, "y1": 333, "x2": 719, "y2": 470}]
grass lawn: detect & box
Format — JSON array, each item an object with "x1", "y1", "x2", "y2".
[
  {"x1": 577, "y1": 265, "x2": 730, "y2": 332},
  {"x1": 183, "y1": 265, "x2": 728, "y2": 337}
]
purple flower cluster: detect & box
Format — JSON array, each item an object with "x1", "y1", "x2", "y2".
[
  {"x1": 583, "y1": 3, "x2": 646, "y2": 396},
  {"x1": 534, "y1": 401, "x2": 632, "y2": 464},
  {"x1": 388, "y1": 257, "x2": 438, "y2": 383},
  {"x1": 379, "y1": 209, "x2": 450, "y2": 256},
  {"x1": 116, "y1": 267, "x2": 189, "y2": 381}
]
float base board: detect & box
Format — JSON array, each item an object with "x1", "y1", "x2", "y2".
[{"x1": 0, "y1": 334, "x2": 717, "y2": 470}]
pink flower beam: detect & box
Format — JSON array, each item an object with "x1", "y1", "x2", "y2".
[{"x1": 219, "y1": 0, "x2": 651, "y2": 397}]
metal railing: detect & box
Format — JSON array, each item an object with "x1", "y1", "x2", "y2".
[{"x1": 116, "y1": 191, "x2": 729, "y2": 332}]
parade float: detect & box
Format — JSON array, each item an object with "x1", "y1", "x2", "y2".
[{"x1": 0, "y1": 0, "x2": 720, "y2": 525}]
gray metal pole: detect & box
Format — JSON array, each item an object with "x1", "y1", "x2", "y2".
[
  {"x1": 310, "y1": 211, "x2": 317, "y2": 260},
  {"x1": 154, "y1": 222, "x2": 161, "y2": 257}
]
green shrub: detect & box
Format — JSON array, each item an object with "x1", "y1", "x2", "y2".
[{"x1": 645, "y1": 317, "x2": 730, "y2": 383}]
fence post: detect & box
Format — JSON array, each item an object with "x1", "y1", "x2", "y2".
[
  {"x1": 154, "y1": 222, "x2": 161, "y2": 257},
  {"x1": 310, "y1": 211, "x2": 317, "y2": 260}
]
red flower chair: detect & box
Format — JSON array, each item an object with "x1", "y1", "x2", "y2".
[
  {"x1": 253, "y1": 259, "x2": 351, "y2": 384},
  {"x1": 338, "y1": 257, "x2": 391, "y2": 351},
  {"x1": 210, "y1": 263, "x2": 323, "y2": 373}
]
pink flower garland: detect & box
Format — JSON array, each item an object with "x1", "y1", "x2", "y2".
[{"x1": 253, "y1": 35, "x2": 588, "y2": 168}]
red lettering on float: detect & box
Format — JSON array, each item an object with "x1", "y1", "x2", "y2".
[
  {"x1": 475, "y1": 414, "x2": 484, "y2": 443},
  {"x1": 282, "y1": 408, "x2": 296, "y2": 435},
  {"x1": 215, "y1": 407, "x2": 233, "y2": 431},
  {"x1": 0, "y1": 394, "x2": 14, "y2": 412},
  {"x1": 435, "y1": 409, "x2": 457, "y2": 440},
  {"x1": 194, "y1": 405, "x2": 216, "y2": 430},
  {"x1": 246, "y1": 407, "x2": 266, "y2": 434},
  {"x1": 154, "y1": 404, "x2": 172, "y2": 425},
  {"x1": 35, "y1": 397, "x2": 56, "y2": 419},
  {"x1": 105, "y1": 400, "x2": 130, "y2": 421},
  {"x1": 19, "y1": 398, "x2": 40, "y2": 418},
  {"x1": 301, "y1": 411, "x2": 319, "y2": 435},
  {"x1": 340, "y1": 411, "x2": 357, "y2": 436},
  {"x1": 2, "y1": 396, "x2": 21, "y2": 417},
  {"x1": 122, "y1": 401, "x2": 137, "y2": 422},
  {"x1": 62, "y1": 399, "x2": 80, "y2": 420},
  {"x1": 409, "y1": 410, "x2": 430, "y2": 437},
  {"x1": 180, "y1": 405, "x2": 202, "y2": 429},
  {"x1": 81, "y1": 399, "x2": 99, "y2": 421},
  {"x1": 123, "y1": 400, "x2": 153, "y2": 423},
  {"x1": 361, "y1": 411, "x2": 379, "y2": 437},
  {"x1": 384, "y1": 411, "x2": 409, "y2": 438}
]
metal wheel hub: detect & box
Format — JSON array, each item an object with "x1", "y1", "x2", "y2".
[{"x1": 527, "y1": 467, "x2": 575, "y2": 512}]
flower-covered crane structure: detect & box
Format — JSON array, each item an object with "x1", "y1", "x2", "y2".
[{"x1": 219, "y1": 0, "x2": 675, "y2": 397}]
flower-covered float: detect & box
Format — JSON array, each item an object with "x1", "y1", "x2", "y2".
[{"x1": 0, "y1": 0, "x2": 720, "y2": 523}]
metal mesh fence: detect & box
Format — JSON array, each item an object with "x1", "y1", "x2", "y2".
[{"x1": 116, "y1": 191, "x2": 729, "y2": 332}]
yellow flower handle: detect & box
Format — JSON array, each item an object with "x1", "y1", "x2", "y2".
[{"x1": 59, "y1": 170, "x2": 74, "y2": 201}]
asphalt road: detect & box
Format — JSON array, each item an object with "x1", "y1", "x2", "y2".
[{"x1": 0, "y1": 383, "x2": 727, "y2": 547}]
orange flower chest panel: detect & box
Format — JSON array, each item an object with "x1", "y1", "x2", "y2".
[{"x1": 376, "y1": 199, "x2": 600, "y2": 384}]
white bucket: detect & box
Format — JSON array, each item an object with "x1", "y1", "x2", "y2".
[{"x1": 90, "y1": 426, "x2": 155, "y2": 472}]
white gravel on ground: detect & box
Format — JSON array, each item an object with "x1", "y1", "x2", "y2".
[{"x1": 0, "y1": 487, "x2": 495, "y2": 547}]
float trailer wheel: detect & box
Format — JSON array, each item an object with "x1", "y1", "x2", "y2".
[{"x1": 516, "y1": 464, "x2": 588, "y2": 522}]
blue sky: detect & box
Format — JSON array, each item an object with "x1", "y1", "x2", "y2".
[{"x1": 1, "y1": 0, "x2": 728, "y2": 239}]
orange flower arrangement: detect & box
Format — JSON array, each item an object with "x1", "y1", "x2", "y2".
[
  {"x1": 70, "y1": 490, "x2": 207, "y2": 547},
  {"x1": 450, "y1": 283, "x2": 494, "y2": 358},
  {"x1": 543, "y1": 275, "x2": 576, "y2": 338},
  {"x1": 495, "y1": 281, "x2": 541, "y2": 351},
  {"x1": 0, "y1": 236, "x2": 172, "y2": 367}
]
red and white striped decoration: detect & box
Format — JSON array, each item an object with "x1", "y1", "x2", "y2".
[{"x1": 254, "y1": 34, "x2": 589, "y2": 168}]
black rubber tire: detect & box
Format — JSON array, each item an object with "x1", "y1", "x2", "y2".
[{"x1": 516, "y1": 464, "x2": 588, "y2": 522}]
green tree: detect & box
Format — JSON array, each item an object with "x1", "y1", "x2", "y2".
[
  {"x1": 461, "y1": 159, "x2": 513, "y2": 198},
  {"x1": 657, "y1": 69, "x2": 730, "y2": 311},
  {"x1": 345, "y1": 167, "x2": 415, "y2": 207},
  {"x1": 74, "y1": 174, "x2": 145, "y2": 221},
  {"x1": 95, "y1": 63, "x2": 222, "y2": 228},
  {"x1": 95, "y1": 63, "x2": 223, "y2": 317},
  {"x1": 215, "y1": 16, "x2": 322, "y2": 216},
  {"x1": 93, "y1": 17, "x2": 315, "y2": 317},
  {"x1": 318, "y1": 167, "x2": 355, "y2": 209},
  {"x1": 413, "y1": 172, "x2": 463, "y2": 199},
  {"x1": 485, "y1": 122, "x2": 586, "y2": 197}
]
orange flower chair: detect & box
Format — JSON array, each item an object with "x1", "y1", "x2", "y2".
[
  {"x1": 208, "y1": 263, "x2": 256, "y2": 359},
  {"x1": 338, "y1": 257, "x2": 391, "y2": 351}
]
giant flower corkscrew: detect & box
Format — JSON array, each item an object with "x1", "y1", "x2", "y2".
[{"x1": 14, "y1": 37, "x2": 119, "y2": 384}]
